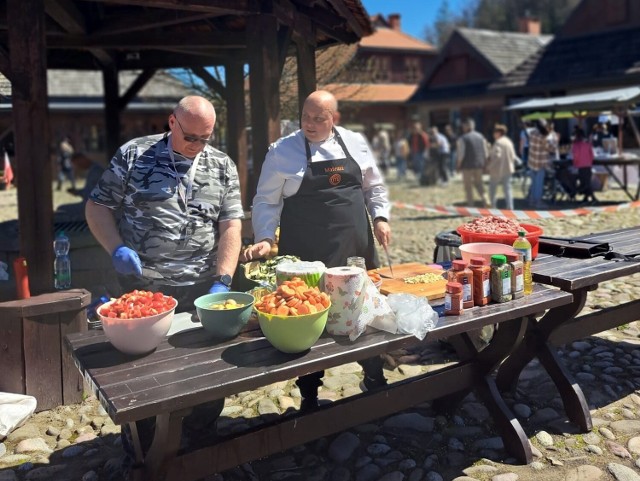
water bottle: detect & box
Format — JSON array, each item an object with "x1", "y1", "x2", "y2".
[
  {"x1": 54, "y1": 231, "x2": 71, "y2": 289},
  {"x1": 512, "y1": 231, "x2": 533, "y2": 295}
]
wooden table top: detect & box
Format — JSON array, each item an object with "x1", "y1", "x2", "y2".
[
  {"x1": 532, "y1": 227, "x2": 640, "y2": 291},
  {"x1": 66, "y1": 286, "x2": 571, "y2": 424}
]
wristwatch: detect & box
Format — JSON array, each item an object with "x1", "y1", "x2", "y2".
[{"x1": 212, "y1": 274, "x2": 233, "y2": 288}]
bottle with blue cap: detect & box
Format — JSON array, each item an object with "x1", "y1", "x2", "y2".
[{"x1": 53, "y1": 231, "x2": 71, "y2": 289}]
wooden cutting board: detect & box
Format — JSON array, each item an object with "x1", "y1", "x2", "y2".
[{"x1": 378, "y1": 263, "x2": 448, "y2": 300}]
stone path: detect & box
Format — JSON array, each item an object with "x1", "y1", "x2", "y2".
[{"x1": 2, "y1": 173, "x2": 640, "y2": 480}]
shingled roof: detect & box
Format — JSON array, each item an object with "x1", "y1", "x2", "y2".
[
  {"x1": 359, "y1": 26, "x2": 435, "y2": 52},
  {"x1": 457, "y1": 27, "x2": 552, "y2": 75},
  {"x1": 491, "y1": 25, "x2": 640, "y2": 93}
]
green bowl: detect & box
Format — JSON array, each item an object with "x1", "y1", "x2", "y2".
[
  {"x1": 194, "y1": 292, "x2": 255, "y2": 339},
  {"x1": 257, "y1": 305, "x2": 330, "y2": 353}
]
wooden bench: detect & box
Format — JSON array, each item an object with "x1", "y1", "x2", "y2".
[
  {"x1": 497, "y1": 226, "x2": 640, "y2": 432},
  {"x1": 66, "y1": 285, "x2": 571, "y2": 481}
]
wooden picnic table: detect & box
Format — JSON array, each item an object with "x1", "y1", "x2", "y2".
[
  {"x1": 593, "y1": 155, "x2": 640, "y2": 201},
  {"x1": 497, "y1": 226, "x2": 640, "y2": 432},
  {"x1": 66, "y1": 284, "x2": 571, "y2": 481}
]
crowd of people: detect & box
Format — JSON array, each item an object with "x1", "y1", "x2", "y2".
[{"x1": 363, "y1": 116, "x2": 615, "y2": 209}]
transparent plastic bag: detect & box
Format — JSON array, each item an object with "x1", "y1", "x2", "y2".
[{"x1": 387, "y1": 293, "x2": 439, "y2": 340}]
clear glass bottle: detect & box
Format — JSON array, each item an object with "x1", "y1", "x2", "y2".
[
  {"x1": 346, "y1": 256, "x2": 366, "y2": 270},
  {"x1": 54, "y1": 231, "x2": 71, "y2": 289},
  {"x1": 513, "y1": 230, "x2": 533, "y2": 295}
]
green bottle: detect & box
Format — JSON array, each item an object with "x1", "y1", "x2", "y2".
[{"x1": 513, "y1": 231, "x2": 533, "y2": 295}]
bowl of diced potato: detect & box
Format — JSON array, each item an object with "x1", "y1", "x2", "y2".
[{"x1": 194, "y1": 292, "x2": 255, "y2": 339}]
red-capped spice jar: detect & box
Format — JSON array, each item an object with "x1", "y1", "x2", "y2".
[
  {"x1": 505, "y1": 252, "x2": 524, "y2": 300},
  {"x1": 444, "y1": 281, "x2": 463, "y2": 316},
  {"x1": 469, "y1": 256, "x2": 491, "y2": 306},
  {"x1": 448, "y1": 259, "x2": 473, "y2": 309}
]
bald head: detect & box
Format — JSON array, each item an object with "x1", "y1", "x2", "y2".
[
  {"x1": 169, "y1": 95, "x2": 216, "y2": 157},
  {"x1": 175, "y1": 95, "x2": 216, "y2": 124},
  {"x1": 304, "y1": 90, "x2": 338, "y2": 113},
  {"x1": 301, "y1": 90, "x2": 339, "y2": 143}
]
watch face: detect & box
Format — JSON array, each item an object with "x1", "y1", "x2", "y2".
[{"x1": 219, "y1": 274, "x2": 232, "y2": 287}]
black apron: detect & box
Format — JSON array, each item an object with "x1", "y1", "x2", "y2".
[{"x1": 278, "y1": 129, "x2": 378, "y2": 269}]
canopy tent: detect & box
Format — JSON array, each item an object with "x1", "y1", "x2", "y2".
[{"x1": 506, "y1": 86, "x2": 640, "y2": 113}]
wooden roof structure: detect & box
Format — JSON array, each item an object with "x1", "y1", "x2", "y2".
[{"x1": 0, "y1": 0, "x2": 372, "y2": 295}]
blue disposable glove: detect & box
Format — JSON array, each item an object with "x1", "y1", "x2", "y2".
[
  {"x1": 208, "y1": 282, "x2": 230, "y2": 294},
  {"x1": 112, "y1": 245, "x2": 143, "y2": 276}
]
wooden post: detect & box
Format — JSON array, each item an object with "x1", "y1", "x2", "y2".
[
  {"x1": 103, "y1": 65, "x2": 121, "y2": 162},
  {"x1": 7, "y1": 0, "x2": 53, "y2": 295},
  {"x1": 295, "y1": 18, "x2": 317, "y2": 117},
  {"x1": 225, "y1": 61, "x2": 249, "y2": 210},
  {"x1": 0, "y1": 289, "x2": 91, "y2": 410},
  {"x1": 248, "y1": 12, "x2": 281, "y2": 196}
]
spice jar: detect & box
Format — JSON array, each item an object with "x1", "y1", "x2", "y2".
[
  {"x1": 505, "y1": 252, "x2": 524, "y2": 300},
  {"x1": 444, "y1": 281, "x2": 463, "y2": 316},
  {"x1": 447, "y1": 259, "x2": 473, "y2": 309},
  {"x1": 469, "y1": 256, "x2": 490, "y2": 306},
  {"x1": 490, "y1": 254, "x2": 512, "y2": 303}
]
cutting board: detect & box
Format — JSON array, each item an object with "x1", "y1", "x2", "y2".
[{"x1": 378, "y1": 263, "x2": 448, "y2": 300}]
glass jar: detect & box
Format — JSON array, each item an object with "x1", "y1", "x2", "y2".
[{"x1": 346, "y1": 256, "x2": 366, "y2": 270}]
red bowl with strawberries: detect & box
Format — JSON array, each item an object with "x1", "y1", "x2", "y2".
[{"x1": 98, "y1": 290, "x2": 177, "y2": 355}]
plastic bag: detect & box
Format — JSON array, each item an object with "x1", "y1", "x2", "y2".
[
  {"x1": 0, "y1": 392, "x2": 37, "y2": 439},
  {"x1": 349, "y1": 277, "x2": 397, "y2": 341},
  {"x1": 387, "y1": 294, "x2": 439, "y2": 340}
]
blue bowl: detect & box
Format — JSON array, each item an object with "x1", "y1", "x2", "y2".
[{"x1": 194, "y1": 292, "x2": 255, "y2": 339}]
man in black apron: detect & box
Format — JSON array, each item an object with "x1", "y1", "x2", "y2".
[{"x1": 245, "y1": 90, "x2": 392, "y2": 409}]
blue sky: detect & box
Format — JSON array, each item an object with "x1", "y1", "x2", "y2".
[{"x1": 361, "y1": 0, "x2": 470, "y2": 40}]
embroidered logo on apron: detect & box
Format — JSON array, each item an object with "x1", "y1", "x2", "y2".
[{"x1": 329, "y1": 173, "x2": 341, "y2": 185}]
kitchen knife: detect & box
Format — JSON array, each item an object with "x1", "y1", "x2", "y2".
[{"x1": 382, "y1": 244, "x2": 394, "y2": 278}]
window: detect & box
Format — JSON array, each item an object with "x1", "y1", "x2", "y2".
[{"x1": 405, "y1": 57, "x2": 421, "y2": 83}]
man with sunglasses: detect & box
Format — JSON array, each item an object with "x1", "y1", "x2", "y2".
[{"x1": 85, "y1": 95, "x2": 243, "y2": 467}]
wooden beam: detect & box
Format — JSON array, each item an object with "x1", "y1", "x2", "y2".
[
  {"x1": 44, "y1": 0, "x2": 114, "y2": 67},
  {"x1": 277, "y1": 25, "x2": 293, "y2": 76},
  {"x1": 191, "y1": 66, "x2": 227, "y2": 101},
  {"x1": 296, "y1": 30, "x2": 317, "y2": 116},
  {"x1": 41, "y1": 31, "x2": 246, "y2": 49},
  {"x1": 78, "y1": 0, "x2": 254, "y2": 14},
  {"x1": 294, "y1": 4, "x2": 357, "y2": 44},
  {"x1": 324, "y1": 0, "x2": 365, "y2": 38},
  {"x1": 102, "y1": 65, "x2": 121, "y2": 163},
  {"x1": 225, "y1": 61, "x2": 249, "y2": 210},
  {"x1": 118, "y1": 68, "x2": 157, "y2": 111},
  {"x1": 8, "y1": 0, "x2": 54, "y2": 294},
  {"x1": 93, "y1": 11, "x2": 222, "y2": 36}
]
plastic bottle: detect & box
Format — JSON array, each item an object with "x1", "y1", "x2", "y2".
[
  {"x1": 447, "y1": 260, "x2": 473, "y2": 308},
  {"x1": 444, "y1": 281, "x2": 463, "y2": 316},
  {"x1": 469, "y1": 256, "x2": 490, "y2": 306},
  {"x1": 512, "y1": 230, "x2": 533, "y2": 295},
  {"x1": 54, "y1": 231, "x2": 71, "y2": 289},
  {"x1": 490, "y1": 254, "x2": 511, "y2": 303},
  {"x1": 505, "y1": 252, "x2": 524, "y2": 300}
]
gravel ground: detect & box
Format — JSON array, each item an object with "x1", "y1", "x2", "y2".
[{"x1": 2, "y1": 172, "x2": 640, "y2": 481}]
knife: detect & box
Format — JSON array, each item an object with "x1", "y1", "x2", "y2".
[{"x1": 382, "y1": 244, "x2": 394, "y2": 278}]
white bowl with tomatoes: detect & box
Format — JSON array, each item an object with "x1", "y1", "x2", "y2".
[{"x1": 98, "y1": 290, "x2": 178, "y2": 355}]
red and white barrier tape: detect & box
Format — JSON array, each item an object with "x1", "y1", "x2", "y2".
[{"x1": 391, "y1": 200, "x2": 640, "y2": 220}]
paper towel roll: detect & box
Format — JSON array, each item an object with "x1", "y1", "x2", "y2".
[{"x1": 323, "y1": 266, "x2": 366, "y2": 336}]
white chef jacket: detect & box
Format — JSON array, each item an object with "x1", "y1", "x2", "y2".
[{"x1": 252, "y1": 126, "x2": 391, "y2": 243}]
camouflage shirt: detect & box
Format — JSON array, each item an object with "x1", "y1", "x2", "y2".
[{"x1": 90, "y1": 133, "x2": 244, "y2": 285}]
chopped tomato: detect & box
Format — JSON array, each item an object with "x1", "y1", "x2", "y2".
[{"x1": 98, "y1": 290, "x2": 176, "y2": 320}]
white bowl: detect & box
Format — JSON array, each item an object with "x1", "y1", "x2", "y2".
[
  {"x1": 98, "y1": 299, "x2": 177, "y2": 355},
  {"x1": 459, "y1": 242, "x2": 518, "y2": 263}
]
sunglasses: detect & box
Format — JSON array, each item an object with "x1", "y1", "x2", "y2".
[{"x1": 173, "y1": 115, "x2": 212, "y2": 145}]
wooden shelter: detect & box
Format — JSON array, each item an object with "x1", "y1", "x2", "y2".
[{"x1": 0, "y1": 0, "x2": 372, "y2": 295}]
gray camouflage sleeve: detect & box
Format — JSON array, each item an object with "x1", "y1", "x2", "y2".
[
  {"x1": 89, "y1": 147, "x2": 131, "y2": 210},
  {"x1": 218, "y1": 156, "x2": 245, "y2": 221}
]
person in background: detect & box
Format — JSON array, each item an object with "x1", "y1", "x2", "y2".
[
  {"x1": 85, "y1": 95, "x2": 244, "y2": 468},
  {"x1": 518, "y1": 120, "x2": 532, "y2": 168},
  {"x1": 431, "y1": 126, "x2": 450, "y2": 186},
  {"x1": 548, "y1": 122, "x2": 560, "y2": 161},
  {"x1": 486, "y1": 124, "x2": 516, "y2": 210},
  {"x1": 406, "y1": 121, "x2": 430, "y2": 184},
  {"x1": 243, "y1": 90, "x2": 391, "y2": 410},
  {"x1": 444, "y1": 124, "x2": 457, "y2": 177},
  {"x1": 527, "y1": 119, "x2": 554, "y2": 208},
  {"x1": 393, "y1": 130, "x2": 409, "y2": 181},
  {"x1": 590, "y1": 123, "x2": 605, "y2": 148},
  {"x1": 55, "y1": 153, "x2": 105, "y2": 220},
  {"x1": 572, "y1": 126, "x2": 597, "y2": 204},
  {"x1": 456, "y1": 118, "x2": 489, "y2": 207},
  {"x1": 56, "y1": 135, "x2": 76, "y2": 191},
  {"x1": 371, "y1": 128, "x2": 391, "y2": 175}
]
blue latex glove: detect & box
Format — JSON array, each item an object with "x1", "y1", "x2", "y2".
[
  {"x1": 112, "y1": 245, "x2": 143, "y2": 276},
  {"x1": 208, "y1": 282, "x2": 230, "y2": 294}
]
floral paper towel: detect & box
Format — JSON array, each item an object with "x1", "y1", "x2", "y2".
[{"x1": 324, "y1": 266, "x2": 366, "y2": 336}]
